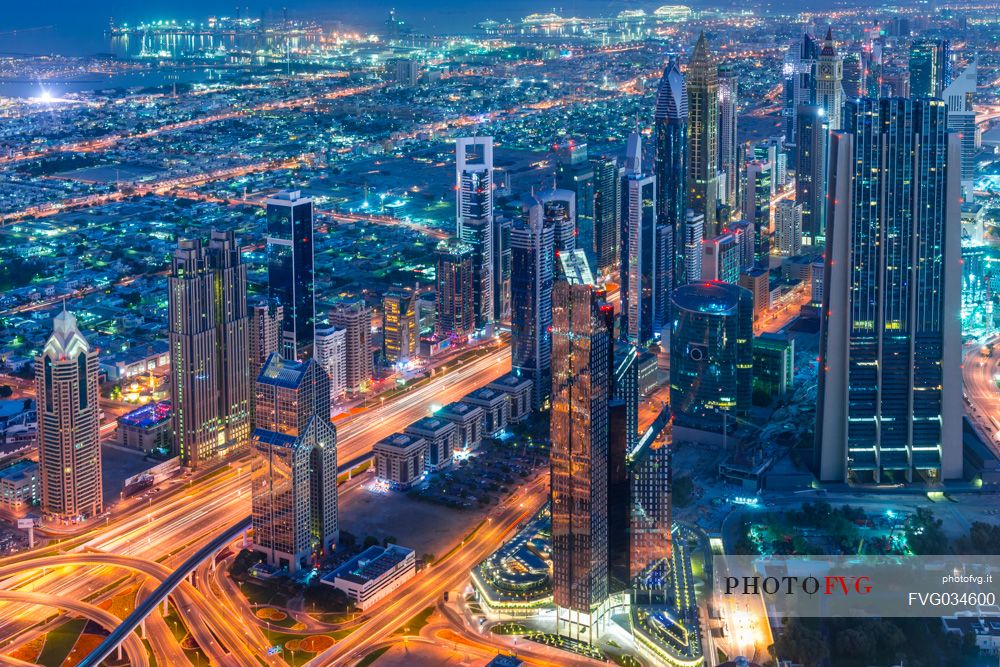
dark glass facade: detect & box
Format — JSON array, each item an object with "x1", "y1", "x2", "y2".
[
  {"x1": 669, "y1": 281, "x2": 753, "y2": 432},
  {"x1": 266, "y1": 191, "x2": 315, "y2": 359},
  {"x1": 817, "y1": 98, "x2": 962, "y2": 484},
  {"x1": 511, "y1": 195, "x2": 555, "y2": 409},
  {"x1": 654, "y1": 60, "x2": 688, "y2": 295},
  {"x1": 795, "y1": 104, "x2": 828, "y2": 247}
]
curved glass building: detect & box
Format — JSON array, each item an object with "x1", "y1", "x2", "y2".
[{"x1": 669, "y1": 281, "x2": 752, "y2": 433}]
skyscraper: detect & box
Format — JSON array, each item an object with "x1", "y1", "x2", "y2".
[
  {"x1": 687, "y1": 32, "x2": 720, "y2": 235},
  {"x1": 591, "y1": 156, "x2": 621, "y2": 277},
  {"x1": 943, "y1": 59, "x2": 978, "y2": 199},
  {"x1": 37, "y1": 309, "x2": 102, "y2": 521},
  {"x1": 620, "y1": 132, "x2": 659, "y2": 344},
  {"x1": 382, "y1": 287, "x2": 417, "y2": 365},
  {"x1": 775, "y1": 200, "x2": 803, "y2": 257},
  {"x1": 456, "y1": 136, "x2": 494, "y2": 331},
  {"x1": 742, "y1": 160, "x2": 772, "y2": 269},
  {"x1": 701, "y1": 233, "x2": 741, "y2": 284},
  {"x1": 329, "y1": 301, "x2": 372, "y2": 394},
  {"x1": 683, "y1": 210, "x2": 704, "y2": 284},
  {"x1": 795, "y1": 104, "x2": 829, "y2": 247},
  {"x1": 249, "y1": 301, "x2": 283, "y2": 373},
  {"x1": 435, "y1": 237, "x2": 476, "y2": 340},
  {"x1": 169, "y1": 230, "x2": 252, "y2": 468},
  {"x1": 717, "y1": 62, "x2": 739, "y2": 214},
  {"x1": 783, "y1": 33, "x2": 820, "y2": 145},
  {"x1": 555, "y1": 141, "x2": 596, "y2": 268},
  {"x1": 249, "y1": 301, "x2": 282, "y2": 429},
  {"x1": 538, "y1": 188, "x2": 576, "y2": 255},
  {"x1": 493, "y1": 215, "x2": 512, "y2": 324},
  {"x1": 813, "y1": 29, "x2": 844, "y2": 131},
  {"x1": 842, "y1": 51, "x2": 865, "y2": 99},
  {"x1": 909, "y1": 38, "x2": 949, "y2": 98},
  {"x1": 550, "y1": 279, "x2": 610, "y2": 643},
  {"x1": 654, "y1": 59, "x2": 688, "y2": 290},
  {"x1": 511, "y1": 193, "x2": 556, "y2": 409},
  {"x1": 816, "y1": 98, "x2": 963, "y2": 484},
  {"x1": 670, "y1": 281, "x2": 753, "y2": 435},
  {"x1": 314, "y1": 325, "x2": 347, "y2": 407},
  {"x1": 266, "y1": 190, "x2": 315, "y2": 359},
  {"x1": 251, "y1": 354, "x2": 337, "y2": 573},
  {"x1": 629, "y1": 426, "x2": 672, "y2": 589}
]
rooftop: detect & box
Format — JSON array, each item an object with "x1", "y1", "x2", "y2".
[
  {"x1": 119, "y1": 400, "x2": 171, "y2": 429},
  {"x1": 376, "y1": 432, "x2": 424, "y2": 449},
  {"x1": 327, "y1": 544, "x2": 414, "y2": 585},
  {"x1": 0, "y1": 459, "x2": 37, "y2": 483}
]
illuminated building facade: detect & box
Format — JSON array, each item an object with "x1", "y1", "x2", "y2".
[
  {"x1": 382, "y1": 287, "x2": 417, "y2": 365},
  {"x1": 512, "y1": 193, "x2": 556, "y2": 409},
  {"x1": 687, "y1": 32, "x2": 720, "y2": 236},
  {"x1": 435, "y1": 237, "x2": 476, "y2": 340},
  {"x1": 621, "y1": 132, "x2": 659, "y2": 345},
  {"x1": 654, "y1": 59, "x2": 687, "y2": 291},
  {"x1": 37, "y1": 310, "x2": 103, "y2": 521},
  {"x1": 251, "y1": 354, "x2": 337, "y2": 572},
  {"x1": 456, "y1": 136, "x2": 495, "y2": 331},
  {"x1": 168, "y1": 230, "x2": 251, "y2": 468},
  {"x1": 550, "y1": 279, "x2": 610, "y2": 643},
  {"x1": 817, "y1": 98, "x2": 963, "y2": 484},
  {"x1": 266, "y1": 190, "x2": 316, "y2": 359}
]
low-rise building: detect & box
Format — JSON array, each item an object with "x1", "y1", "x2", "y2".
[
  {"x1": 100, "y1": 340, "x2": 170, "y2": 382},
  {"x1": 753, "y1": 333, "x2": 795, "y2": 398},
  {"x1": 0, "y1": 398, "x2": 36, "y2": 454},
  {"x1": 637, "y1": 351, "x2": 658, "y2": 397},
  {"x1": 322, "y1": 544, "x2": 416, "y2": 610},
  {"x1": 487, "y1": 373, "x2": 533, "y2": 423},
  {"x1": 462, "y1": 386, "x2": 508, "y2": 436},
  {"x1": 0, "y1": 459, "x2": 38, "y2": 509},
  {"x1": 436, "y1": 401, "x2": 484, "y2": 453},
  {"x1": 373, "y1": 433, "x2": 426, "y2": 489},
  {"x1": 404, "y1": 417, "x2": 456, "y2": 471},
  {"x1": 117, "y1": 401, "x2": 173, "y2": 453}
]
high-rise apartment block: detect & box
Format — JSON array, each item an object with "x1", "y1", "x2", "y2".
[
  {"x1": 329, "y1": 301, "x2": 372, "y2": 394},
  {"x1": 37, "y1": 310, "x2": 102, "y2": 521},
  {"x1": 169, "y1": 230, "x2": 251, "y2": 467}
]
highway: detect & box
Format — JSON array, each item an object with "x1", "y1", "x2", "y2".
[
  {"x1": 0, "y1": 341, "x2": 511, "y2": 665},
  {"x1": 308, "y1": 474, "x2": 551, "y2": 666},
  {"x1": 963, "y1": 335, "x2": 1000, "y2": 453}
]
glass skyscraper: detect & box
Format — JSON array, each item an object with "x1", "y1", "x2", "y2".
[
  {"x1": 687, "y1": 32, "x2": 720, "y2": 236},
  {"x1": 669, "y1": 281, "x2": 753, "y2": 434},
  {"x1": 816, "y1": 98, "x2": 963, "y2": 484},
  {"x1": 511, "y1": 193, "x2": 556, "y2": 409},
  {"x1": 795, "y1": 104, "x2": 828, "y2": 247},
  {"x1": 550, "y1": 279, "x2": 610, "y2": 643},
  {"x1": 266, "y1": 190, "x2": 316, "y2": 360},
  {"x1": 621, "y1": 132, "x2": 660, "y2": 345},
  {"x1": 654, "y1": 59, "x2": 688, "y2": 293},
  {"x1": 909, "y1": 38, "x2": 950, "y2": 99},
  {"x1": 251, "y1": 353, "x2": 338, "y2": 573}
]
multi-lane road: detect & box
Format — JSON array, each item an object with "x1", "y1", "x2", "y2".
[{"x1": 0, "y1": 341, "x2": 512, "y2": 665}]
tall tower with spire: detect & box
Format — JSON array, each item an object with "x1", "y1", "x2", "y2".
[
  {"x1": 814, "y1": 28, "x2": 844, "y2": 131},
  {"x1": 36, "y1": 309, "x2": 103, "y2": 521},
  {"x1": 686, "y1": 32, "x2": 720, "y2": 236},
  {"x1": 654, "y1": 59, "x2": 688, "y2": 292}
]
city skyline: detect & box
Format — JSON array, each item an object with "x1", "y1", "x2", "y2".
[{"x1": 0, "y1": 3, "x2": 998, "y2": 666}]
